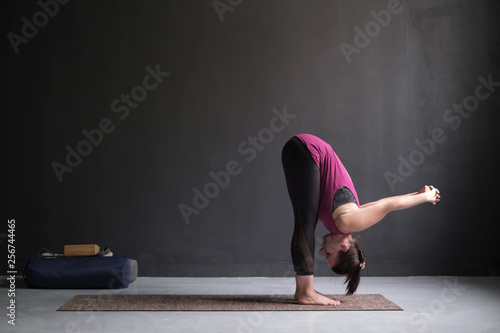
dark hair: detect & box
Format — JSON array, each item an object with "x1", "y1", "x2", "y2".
[{"x1": 331, "y1": 239, "x2": 366, "y2": 295}]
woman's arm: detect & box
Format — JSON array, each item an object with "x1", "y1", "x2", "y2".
[
  {"x1": 337, "y1": 185, "x2": 440, "y2": 233},
  {"x1": 359, "y1": 192, "x2": 418, "y2": 209}
]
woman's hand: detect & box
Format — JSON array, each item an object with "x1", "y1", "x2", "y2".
[{"x1": 418, "y1": 185, "x2": 441, "y2": 205}]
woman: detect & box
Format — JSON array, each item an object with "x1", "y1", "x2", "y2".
[{"x1": 281, "y1": 134, "x2": 440, "y2": 306}]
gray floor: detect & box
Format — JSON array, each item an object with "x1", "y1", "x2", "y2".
[{"x1": 1, "y1": 276, "x2": 499, "y2": 333}]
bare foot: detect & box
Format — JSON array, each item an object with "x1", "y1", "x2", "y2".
[{"x1": 295, "y1": 290, "x2": 340, "y2": 306}]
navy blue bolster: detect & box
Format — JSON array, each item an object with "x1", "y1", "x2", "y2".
[{"x1": 24, "y1": 256, "x2": 131, "y2": 289}]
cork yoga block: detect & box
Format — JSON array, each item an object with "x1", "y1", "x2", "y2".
[{"x1": 64, "y1": 244, "x2": 100, "y2": 257}]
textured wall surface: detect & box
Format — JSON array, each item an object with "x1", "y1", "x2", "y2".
[{"x1": 4, "y1": 0, "x2": 500, "y2": 277}]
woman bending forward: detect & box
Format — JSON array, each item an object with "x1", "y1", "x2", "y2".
[{"x1": 281, "y1": 134, "x2": 440, "y2": 305}]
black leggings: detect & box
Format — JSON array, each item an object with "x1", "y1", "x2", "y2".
[{"x1": 281, "y1": 137, "x2": 320, "y2": 275}]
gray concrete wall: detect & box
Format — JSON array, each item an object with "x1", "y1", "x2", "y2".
[{"x1": 4, "y1": 0, "x2": 500, "y2": 277}]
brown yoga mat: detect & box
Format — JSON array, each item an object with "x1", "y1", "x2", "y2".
[{"x1": 58, "y1": 294, "x2": 403, "y2": 311}]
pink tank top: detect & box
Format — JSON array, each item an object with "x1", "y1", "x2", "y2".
[{"x1": 295, "y1": 134, "x2": 360, "y2": 235}]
